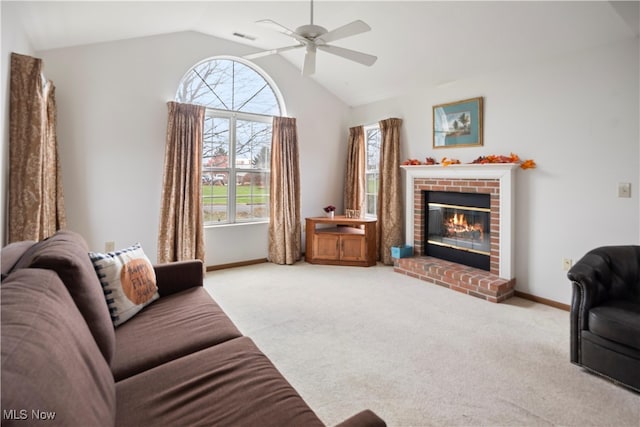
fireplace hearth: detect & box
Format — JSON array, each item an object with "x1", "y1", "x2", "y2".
[{"x1": 396, "y1": 164, "x2": 518, "y2": 303}]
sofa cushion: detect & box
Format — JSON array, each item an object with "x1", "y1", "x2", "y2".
[
  {"x1": 89, "y1": 243, "x2": 159, "y2": 327},
  {"x1": 1, "y1": 268, "x2": 116, "y2": 426},
  {"x1": 589, "y1": 299, "x2": 640, "y2": 349},
  {"x1": 10, "y1": 230, "x2": 116, "y2": 364},
  {"x1": 116, "y1": 336, "x2": 324, "y2": 427},
  {"x1": 111, "y1": 286, "x2": 243, "y2": 381}
]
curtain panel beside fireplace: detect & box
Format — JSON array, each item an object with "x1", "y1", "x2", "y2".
[{"x1": 377, "y1": 118, "x2": 403, "y2": 265}]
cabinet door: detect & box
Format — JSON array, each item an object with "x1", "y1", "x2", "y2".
[
  {"x1": 340, "y1": 234, "x2": 366, "y2": 262},
  {"x1": 313, "y1": 233, "x2": 340, "y2": 260}
]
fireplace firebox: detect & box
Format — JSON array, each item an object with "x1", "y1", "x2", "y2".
[{"x1": 424, "y1": 191, "x2": 491, "y2": 271}]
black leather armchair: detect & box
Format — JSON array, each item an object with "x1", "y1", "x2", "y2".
[{"x1": 567, "y1": 245, "x2": 640, "y2": 392}]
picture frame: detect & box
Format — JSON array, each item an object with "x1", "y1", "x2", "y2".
[
  {"x1": 433, "y1": 97, "x2": 483, "y2": 148},
  {"x1": 345, "y1": 209, "x2": 361, "y2": 219}
]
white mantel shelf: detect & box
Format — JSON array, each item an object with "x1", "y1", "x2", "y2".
[
  {"x1": 401, "y1": 163, "x2": 518, "y2": 279},
  {"x1": 400, "y1": 163, "x2": 520, "y2": 175}
]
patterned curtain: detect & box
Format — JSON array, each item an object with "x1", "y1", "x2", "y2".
[
  {"x1": 157, "y1": 101, "x2": 205, "y2": 264},
  {"x1": 268, "y1": 117, "x2": 301, "y2": 265},
  {"x1": 377, "y1": 118, "x2": 404, "y2": 264},
  {"x1": 8, "y1": 53, "x2": 66, "y2": 243},
  {"x1": 344, "y1": 126, "x2": 365, "y2": 213}
]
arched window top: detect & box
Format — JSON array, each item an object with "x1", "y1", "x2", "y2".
[{"x1": 175, "y1": 56, "x2": 283, "y2": 116}]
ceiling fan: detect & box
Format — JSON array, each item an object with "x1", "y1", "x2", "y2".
[{"x1": 244, "y1": 0, "x2": 377, "y2": 76}]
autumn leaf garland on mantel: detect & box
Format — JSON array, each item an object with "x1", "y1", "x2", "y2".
[
  {"x1": 401, "y1": 153, "x2": 536, "y2": 170},
  {"x1": 441, "y1": 157, "x2": 461, "y2": 167},
  {"x1": 470, "y1": 153, "x2": 536, "y2": 169}
]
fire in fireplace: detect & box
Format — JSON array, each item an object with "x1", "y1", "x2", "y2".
[{"x1": 424, "y1": 191, "x2": 491, "y2": 271}]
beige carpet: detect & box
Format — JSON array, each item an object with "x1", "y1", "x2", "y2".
[{"x1": 204, "y1": 262, "x2": 639, "y2": 427}]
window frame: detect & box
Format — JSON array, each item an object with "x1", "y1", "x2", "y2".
[
  {"x1": 364, "y1": 123, "x2": 381, "y2": 218},
  {"x1": 175, "y1": 56, "x2": 285, "y2": 227},
  {"x1": 202, "y1": 109, "x2": 273, "y2": 225}
]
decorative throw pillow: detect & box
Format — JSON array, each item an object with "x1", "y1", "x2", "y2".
[{"x1": 89, "y1": 243, "x2": 159, "y2": 327}]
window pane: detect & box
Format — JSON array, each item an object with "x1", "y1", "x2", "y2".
[
  {"x1": 203, "y1": 179, "x2": 229, "y2": 223},
  {"x1": 203, "y1": 116, "x2": 230, "y2": 224},
  {"x1": 203, "y1": 116, "x2": 230, "y2": 168},
  {"x1": 367, "y1": 172, "x2": 379, "y2": 194},
  {"x1": 366, "y1": 194, "x2": 377, "y2": 216},
  {"x1": 365, "y1": 126, "x2": 381, "y2": 217},
  {"x1": 179, "y1": 60, "x2": 233, "y2": 109},
  {"x1": 236, "y1": 119, "x2": 271, "y2": 170},
  {"x1": 366, "y1": 128, "x2": 381, "y2": 172},
  {"x1": 176, "y1": 59, "x2": 281, "y2": 116},
  {"x1": 236, "y1": 172, "x2": 269, "y2": 221},
  {"x1": 365, "y1": 172, "x2": 379, "y2": 216},
  {"x1": 234, "y1": 64, "x2": 280, "y2": 115}
]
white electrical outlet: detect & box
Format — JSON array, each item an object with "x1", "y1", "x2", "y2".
[
  {"x1": 562, "y1": 258, "x2": 573, "y2": 271},
  {"x1": 618, "y1": 182, "x2": 631, "y2": 198},
  {"x1": 105, "y1": 241, "x2": 115, "y2": 252}
]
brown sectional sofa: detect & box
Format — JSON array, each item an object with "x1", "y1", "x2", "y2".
[{"x1": 1, "y1": 230, "x2": 385, "y2": 427}]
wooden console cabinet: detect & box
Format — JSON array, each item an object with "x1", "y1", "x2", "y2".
[{"x1": 305, "y1": 216, "x2": 377, "y2": 267}]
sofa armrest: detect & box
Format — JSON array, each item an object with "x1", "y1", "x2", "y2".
[
  {"x1": 334, "y1": 410, "x2": 386, "y2": 427},
  {"x1": 154, "y1": 260, "x2": 203, "y2": 297}
]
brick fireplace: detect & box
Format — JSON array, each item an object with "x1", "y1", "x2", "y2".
[{"x1": 395, "y1": 164, "x2": 518, "y2": 302}]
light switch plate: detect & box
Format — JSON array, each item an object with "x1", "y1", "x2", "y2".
[{"x1": 618, "y1": 182, "x2": 631, "y2": 198}]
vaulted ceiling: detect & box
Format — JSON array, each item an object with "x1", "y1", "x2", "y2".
[{"x1": 6, "y1": 1, "x2": 639, "y2": 106}]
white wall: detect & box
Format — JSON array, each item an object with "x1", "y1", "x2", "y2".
[
  {"x1": 1, "y1": 2, "x2": 36, "y2": 246},
  {"x1": 349, "y1": 37, "x2": 640, "y2": 304},
  {"x1": 35, "y1": 31, "x2": 349, "y2": 265}
]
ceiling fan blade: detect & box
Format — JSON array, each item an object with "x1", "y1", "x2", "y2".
[
  {"x1": 302, "y1": 46, "x2": 316, "y2": 76},
  {"x1": 257, "y1": 19, "x2": 309, "y2": 44},
  {"x1": 244, "y1": 44, "x2": 304, "y2": 60},
  {"x1": 316, "y1": 20, "x2": 371, "y2": 44},
  {"x1": 317, "y1": 44, "x2": 377, "y2": 67}
]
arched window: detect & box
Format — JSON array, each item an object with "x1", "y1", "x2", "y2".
[{"x1": 176, "y1": 57, "x2": 284, "y2": 225}]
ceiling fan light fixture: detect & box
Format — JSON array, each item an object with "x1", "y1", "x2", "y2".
[{"x1": 303, "y1": 45, "x2": 317, "y2": 76}]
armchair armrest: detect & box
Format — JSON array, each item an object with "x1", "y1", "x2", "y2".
[
  {"x1": 154, "y1": 260, "x2": 203, "y2": 297},
  {"x1": 334, "y1": 410, "x2": 386, "y2": 427}
]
